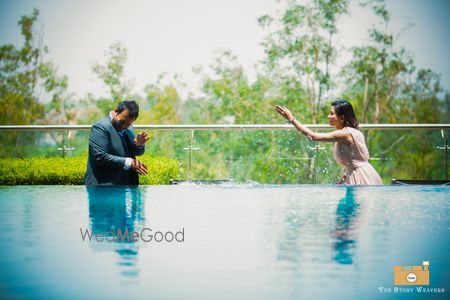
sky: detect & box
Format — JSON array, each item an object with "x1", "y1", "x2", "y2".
[{"x1": 1, "y1": 0, "x2": 449, "y2": 99}]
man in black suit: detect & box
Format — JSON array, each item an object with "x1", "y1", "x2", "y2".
[{"x1": 84, "y1": 100, "x2": 149, "y2": 185}]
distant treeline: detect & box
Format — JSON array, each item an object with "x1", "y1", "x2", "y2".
[{"x1": 1, "y1": 1, "x2": 448, "y2": 183}]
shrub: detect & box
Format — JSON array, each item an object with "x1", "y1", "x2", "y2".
[{"x1": 0, "y1": 156, "x2": 179, "y2": 185}]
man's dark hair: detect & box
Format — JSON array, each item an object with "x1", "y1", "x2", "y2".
[
  {"x1": 331, "y1": 99, "x2": 359, "y2": 129},
  {"x1": 116, "y1": 100, "x2": 139, "y2": 120}
]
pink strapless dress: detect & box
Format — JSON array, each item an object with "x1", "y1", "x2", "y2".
[{"x1": 333, "y1": 127, "x2": 383, "y2": 185}]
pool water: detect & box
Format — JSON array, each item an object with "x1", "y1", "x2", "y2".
[{"x1": 0, "y1": 185, "x2": 449, "y2": 300}]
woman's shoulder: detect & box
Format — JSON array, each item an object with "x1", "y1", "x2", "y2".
[
  {"x1": 333, "y1": 128, "x2": 352, "y2": 136},
  {"x1": 344, "y1": 126, "x2": 363, "y2": 135},
  {"x1": 342, "y1": 127, "x2": 365, "y2": 144}
]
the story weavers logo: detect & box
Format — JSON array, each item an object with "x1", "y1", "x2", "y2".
[
  {"x1": 394, "y1": 261, "x2": 429, "y2": 286},
  {"x1": 378, "y1": 260, "x2": 445, "y2": 294}
]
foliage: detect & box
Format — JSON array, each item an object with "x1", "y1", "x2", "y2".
[
  {"x1": 139, "y1": 155, "x2": 180, "y2": 184},
  {"x1": 0, "y1": 8, "x2": 72, "y2": 157},
  {"x1": 76, "y1": 42, "x2": 139, "y2": 126},
  {"x1": 342, "y1": 0, "x2": 416, "y2": 123},
  {"x1": 0, "y1": 156, "x2": 179, "y2": 185},
  {"x1": 92, "y1": 42, "x2": 133, "y2": 102},
  {"x1": 1, "y1": 1, "x2": 448, "y2": 183},
  {"x1": 258, "y1": 0, "x2": 349, "y2": 123},
  {"x1": 139, "y1": 77, "x2": 182, "y2": 125}
]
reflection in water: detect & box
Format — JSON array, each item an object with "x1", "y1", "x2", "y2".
[
  {"x1": 333, "y1": 186, "x2": 361, "y2": 265},
  {"x1": 277, "y1": 204, "x2": 303, "y2": 264},
  {"x1": 86, "y1": 186, "x2": 145, "y2": 279},
  {"x1": 0, "y1": 185, "x2": 448, "y2": 299},
  {"x1": 274, "y1": 186, "x2": 363, "y2": 279}
]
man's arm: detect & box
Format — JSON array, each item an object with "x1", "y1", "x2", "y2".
[
  {"x1": 131, "y1": 131, "x2": 149, "y2": 156},
  {"x1": 89, "y1": 123, "x2": 126, "y2": 168},
  {"x1": 132, "y1": 144, "x2": 145, "y2": 156}
]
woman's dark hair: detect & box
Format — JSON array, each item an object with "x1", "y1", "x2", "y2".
[
  {"x1": 331, "y1": 99, "x2": 359, "y2": 129},
  {"x1": 116, "y1": 100, "x2": 139, "y2": 120}
]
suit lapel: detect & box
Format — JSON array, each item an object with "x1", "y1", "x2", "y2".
[
  {"x1": 109, "y1": 126, "x2": 128, "y2": 156},
  {"x1": 106, "y1": 116, "x2": 134, "y2": 157},
  {"x1": 120, "y1": 130, "x2": 131, "y2": 156}
]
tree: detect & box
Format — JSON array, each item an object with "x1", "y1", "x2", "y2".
[
  {"x1": 258, "y1": 0, "x2": 349, "y2": 123},
  {"x1": 343, "y1": 0, "x2": 416, "y2": 124},
  {"x1": 91, "y1": 42, "x2": 134, "y2": 115},
  {"x1": 0, "y1": 8, "x2": 70, "y2": 157}
]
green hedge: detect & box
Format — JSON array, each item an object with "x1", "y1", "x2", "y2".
[{"x1": 0, "y1": 156, "x2": 179, "y2": 185}]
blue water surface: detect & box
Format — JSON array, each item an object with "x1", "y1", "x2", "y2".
[{"x1": 0, "y1": 184, "x2": 448, "y2": 300}]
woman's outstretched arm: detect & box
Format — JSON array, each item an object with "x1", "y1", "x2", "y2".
[{"x1": 275, "y1": 105, "x2": 353, "y2": 144}]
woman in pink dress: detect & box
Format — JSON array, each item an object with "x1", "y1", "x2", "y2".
[{"x1": 276, "y1": 100, "x2": 383, "y2": 185}]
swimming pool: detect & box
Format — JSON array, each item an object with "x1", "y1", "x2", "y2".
[{"x1": 0, "y1": 185, "x2": 448, "y2": 299}]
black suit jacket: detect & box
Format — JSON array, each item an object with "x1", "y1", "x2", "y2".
[{"x1": 84, "y1": 116, "x2": 145, "y2": 185}]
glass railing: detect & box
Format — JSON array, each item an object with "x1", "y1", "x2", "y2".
[{"x1": 0, "y1": 124, "x2": 448, "y2": 184}]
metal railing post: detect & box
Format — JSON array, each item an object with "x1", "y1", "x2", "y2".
[
  {"x1": 437, "y1": 130, "x2": 449, "y2": 180},
  {"x1": 57, "y1": 130, "x2": 75, "y2": 157},
  {"x1": 183, "y1": 130, "x2": 199, "y2": 182}
]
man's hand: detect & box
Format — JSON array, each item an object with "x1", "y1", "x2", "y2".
[
  {"x1": 134, "y1": 131, "x2": 150, "y2": 147},
  {"x1": 131, "y1": 159, "x2": 148, "y2": 175}
]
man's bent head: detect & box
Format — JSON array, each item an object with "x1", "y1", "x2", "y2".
[{"x1": 112, "y1": 100, "x2": 139, "y2": 131}]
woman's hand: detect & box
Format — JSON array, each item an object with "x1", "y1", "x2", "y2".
[
  {"x1": 336, "y1": 175, "x2": 347, "y2": 184},
  {"x1": 275, "y1": 105, "x2": 294, "y2": 121}
]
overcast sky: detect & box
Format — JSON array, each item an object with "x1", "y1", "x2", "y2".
[{"x1": 1, "y1": 0, "x2": 449, "y2": 98}]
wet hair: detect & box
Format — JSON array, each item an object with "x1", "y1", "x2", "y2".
[
  {"x1": 116, "y1": 100, "x2": 139, "y2": 120},
  {"x1": 331, "y1": 99, "x2": 359, "y2": 129}
]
